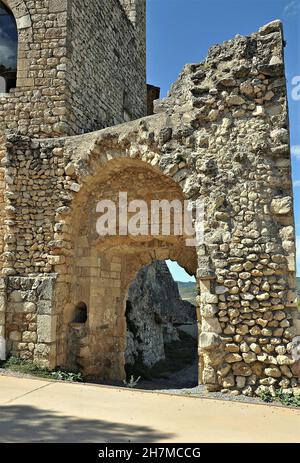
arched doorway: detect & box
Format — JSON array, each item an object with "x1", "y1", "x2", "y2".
[
  {"x1": 124, "y1": 259, "x2": 198, "y2": 390},
  {"x1": 57, "y1": 157, "x2": 200, "y2": 382},
  {"x1": 0, "y1": 1, "x2": 18, "y2": 92}
]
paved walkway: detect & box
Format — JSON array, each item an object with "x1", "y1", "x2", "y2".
[{"x1": 0, "y1": 375, "x2": 299, "y2": 443}]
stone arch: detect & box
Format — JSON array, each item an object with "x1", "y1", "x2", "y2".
[
  {"x1": 1, "y1": 0, "x2": 31, "y2": 29},
  {"x1": 1, "y1": 0, "x2": 33, "y2": 89},
  {"x1": 54, "y1": 149, "x2": 201, "y2": 380}
]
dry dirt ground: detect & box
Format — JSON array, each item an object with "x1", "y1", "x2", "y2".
[{"x1": 0, "y1": 373, "x2": 299, "y2": 443}]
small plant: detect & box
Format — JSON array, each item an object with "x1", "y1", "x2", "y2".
[
  {"x1": 1, "y1": 356, "x2": 50, "y2": 378},
  {"x1": 51, "y1": 370, "x2": 83, "y2": 382},
  {"x1": 1, "y1": 356, "x2": 83, "y2": 382},
  {"x1": 123, "y1": 375, "x2": 141, "y2": 388},
  {"x1": 260, "y1": 390, "x2": 273, "y2": 403},
  {"x1": 275, "y1": 388, "x2": 300, "y2": 408},
  {"x1": 260, "y1": 388, "x2": 300, "y2": 408}
]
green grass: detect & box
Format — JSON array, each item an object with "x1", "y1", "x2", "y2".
[
  {"x1": 260, "y1": 388, "x2": 300, "y2": 408},
  {"x1": 0, "y1": 356, "x2": 83, "y2": 382}
]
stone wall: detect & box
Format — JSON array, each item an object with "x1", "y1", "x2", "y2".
[
  {"x1": 1, "y1": 274, "x2": 57, "y2": 367},
  {"x1": 0, "y1": 0, "x2": 146, "y2": 138},
  {"x1": 66, "y1": 0, "x2": 146, "y2": 134},
  {"x1": 0, "y1": 0, "x2": 68, "y2": 268},
  {"x1": 0, "y1": 20, "x2": 299, "y2": 395},
  {"x1": 0, "y1": 0, "x2": 69, "y2": 138},
  {"x1": 0, "y1": 0, "x2": 146, "y2": 276}
]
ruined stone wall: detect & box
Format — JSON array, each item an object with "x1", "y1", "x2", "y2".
[
  {"x1": 159, "y1": 20, "x2": 299, "y2": 394},
  {"x1": 56, "y1": 158, "x2": 197, "y2": 378},
  {"x1": 0, "y1": 0, "x2": 146, "y2": 275},
  {"x1": 0, "y1": 21, "x2": 299, "y2": 395},
  {"x1": 0, "y1": 0, "x2": 69, "y2": 275},
  {"x1": 0, "y1": 130, "x2": 197, "y2": 374}
]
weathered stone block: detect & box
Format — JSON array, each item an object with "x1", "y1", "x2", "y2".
[
  {"x1": 37, "y1": 301, "x2": 53, "y2": 315},
  {"x1": 35, "y1": 278, "x2": 55, "y2": 301},
  {"x1": 9, "y1": 290, "x2": 24, "y2": 302},
  {"x1": 0, "y1": 296, "x2": 6, "y2": 312},
  {"x1": 16, "y1": 15, "x2": 31, "y2": 30},
  {"x1": 201, "y1": 317, "x2": 222, "y2": 334},
  {"x1": 270, "y1": 197, "x2": 292, "y2": 215},
  {"x1": 199, "y1": 332, "x2": 222, "y2": 350},
  {"x1": 232, "y1": 363, "x2": 252, "y2": 377},
  {"x1": 37, "y1": 315, "x2": 57, "y2": 343},
  {"x1": 22, "y1": 331, "x2": 37, "y2": 343},
  {"x1": 202, "y1": 366, "x2": 217, "y2": 384},
  {"x1": 9, "y1": 331, "x2": 21, "y2": 342},
  {"x1": 265, "y1": 367, "x2": 281, "y2": 378},
  {"x1": 200, "y1": 293, "x2": 218, "y2": 304}
]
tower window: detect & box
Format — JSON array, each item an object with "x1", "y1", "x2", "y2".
[{"x1": 0, "y1": 1, "x2": 18, "y2": 93}]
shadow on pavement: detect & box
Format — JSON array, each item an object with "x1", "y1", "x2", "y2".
[{"x1": 0, "y1": 405, "x2": 174, "y2": 443}]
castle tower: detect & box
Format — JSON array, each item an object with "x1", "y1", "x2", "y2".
[{"x1": 0, "y1": 0, "x2": 147, "y2": 138}]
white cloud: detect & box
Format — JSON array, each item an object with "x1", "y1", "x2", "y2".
[
  {"x1": 0, "y1": 21, "x2": 17, "y2": 70},
  {"x1": 291, "y1": 145, "x2": 300, "y2": 160},
  {"x1": 284, "y1": 0, "x2": 300, "y2": 17},
  {"x1": 0, "y1": 43, "x2": 16, "y2": 70},
  {"x1": 0, "y1": 28, "x2": 17, "y2": 70}
]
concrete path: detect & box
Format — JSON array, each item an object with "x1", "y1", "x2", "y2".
[{"x1": 0, "y1": 375, "x2": 299, "y2": 443}]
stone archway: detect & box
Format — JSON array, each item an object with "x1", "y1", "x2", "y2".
[
  {"x1": 55, "y1": 156, "x2": 199, "y2": 381},
  {"x1": 2, "y1": 0, "x2": 31, "y2": 25}
]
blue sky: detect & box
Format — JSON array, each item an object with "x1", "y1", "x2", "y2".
[{"x1": 146, "y1": 0, "x2": 300, "y2": 281}]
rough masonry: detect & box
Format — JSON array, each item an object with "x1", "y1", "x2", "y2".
[{"x1": 0, "y1": 0, "x2": 299, "y2": 396}]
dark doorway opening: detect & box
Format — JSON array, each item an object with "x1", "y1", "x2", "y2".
[{"x1": 125, "y1": 260, "x2": 198, "y2": 390}]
